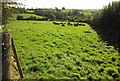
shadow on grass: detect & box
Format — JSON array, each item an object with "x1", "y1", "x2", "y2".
[{"x1": 91, "y1": 26, "x2": 120, "y2": 53}]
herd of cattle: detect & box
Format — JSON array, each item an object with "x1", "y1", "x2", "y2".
[{"x1": 53, "y1": 21, "x2": 85, "y2": 27}]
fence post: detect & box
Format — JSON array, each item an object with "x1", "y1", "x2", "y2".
[
  {"x1": 11, "y1": 38, "x2": 23, "y2": 78},
  {"x1": 2, "y1": 31, "x2": 11, "y2": 79},
  {"x1": 0, "y1": 29, "x2": 2, "y2": 81}
]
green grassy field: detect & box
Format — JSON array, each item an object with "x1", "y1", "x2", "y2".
[
  {"x1": 17, "y1": 14, "x2": 44, "y2": 19},
  {"x1": 61, "y1": 9, "x2": 92, "y2": 16},
  {"x1": 80, "y1": 11, "x2": 92, "y2": 16},
  {"x1": 8, "y1": 20, "x2": 120, "y2": 79},
  {"x1": 27, "y1": 10, "x2": 35, "y2": 13}
]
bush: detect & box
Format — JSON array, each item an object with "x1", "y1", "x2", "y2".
[
  {"x1": 27, "y1": 16, "x2": 36, "y2": 20},
  {"x1": 17, "y1": 15, "x2": 23, "y2": 20},
  {"x1": 90, "y1": 1, "x2": 120, "y2": 48}
]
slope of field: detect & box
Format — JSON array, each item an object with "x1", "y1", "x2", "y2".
[
  {"x1": 26, "y1": 10, "x2": 34, "y2": 13},
  {"x1": 17, "y1": 14, "x2": 44, "y2": 19},
  {"x1": 61, "y1": 9, "x2": 92, "y2": 15},
  {"x1": 8, "y1": 20, "x2": 120, "y2": 79}
]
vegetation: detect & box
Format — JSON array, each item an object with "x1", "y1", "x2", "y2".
[
  {"x1": 7, "y1": 19, "x2": 120, "y2": 79},
  {"x1": 15, "y1": 8, "x2": 92, "y2": 23},
  {"x1": 2, "y1": 0, "x2": 120, "y2": 80},
  {"x1": 34, "y1": 9, "x2": 91, "y2": 23},
  {"x1": 90, "y1": 1, "x2": 120, "y2": 49},
  {"x1": 2, "y1": 2, "x2": 15, "y2": 25},
  {"x1": 2, "y1": 1, "x2": 26, "y2": 26},
  {"x1": 17, "y1": 14, "x2": 44, "y2": 20}
]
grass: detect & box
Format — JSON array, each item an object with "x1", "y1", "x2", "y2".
[
  {"x1": 26, "y1": 10, "x2": 35, "y2": 13},
  {"x1": 61, "y1": 9, "x2": 92, "y2": 16},
  {"x1": 8, "y1": 20, "x2": 120, "y2": 79},
  {"x1": 61, "y1": 10, "x2": 71, "y2": 12},
  {"x1": 80, "y1": 11, "x2": 92, "y2": 16},
  {"x1": 17, "y1": 14, "x2": 44, "y2": 19}
]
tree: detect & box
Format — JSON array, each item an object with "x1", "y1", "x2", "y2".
[
  {"x1": 55, "y1": 7, "x2": 59, "y2": 11},
  {"x1": 73, "y1": 9, "x2": 80, "y2": 15},
  {"x1": 55, "y1": 11, "x2": 64, "y2": 20},
  {"x1": 62, "y1": 7, "x2": 65, "y2": 10},
  {"x1": 2, "y1": 1, "x2": 22, "y2": 26},
  {"x1": 90, "y1": 1, "x2": 120, "y2": 48},
  {"x1": 2, "y1": 2, "x2": 14, "y2": 25},
  {"x1": 47, "y1": 12, "x2": 56, "y2": 21}
]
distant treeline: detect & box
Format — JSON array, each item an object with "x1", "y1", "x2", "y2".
[
  {"x1": 17, "y1": 8, "x2": 92, "y2": 23},
  {"x1": 34, "y1": 9, "x2": 90, "y2": 23},
  {"x1": 90, "y1": 1, "x2": 120, "y2": 48},
  {"x1": 2, "y1": 2, "x2": 92, "y2": 25}
]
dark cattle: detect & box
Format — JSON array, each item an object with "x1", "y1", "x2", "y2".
[
  {"x1": 67, "y1": 22, "x2": 71, "y2": 25},
  {"x1": 60, "y1": 22, "x2": 63, "y2": 24},
  {"x1": 78, "y1": 23, "x2": 83, "y2": 26},
  {"x1": 74, "y1": 23, "x2": 85, "y2": 26},
  {"x1": 53, "y1": 22, "x2": 60, "y2": 25},
  {"x1": 53, "y1": 22, "x2": 56, "y2": 24},
  {"x1": 60, "y1": 22, "x2": 66, "y2": 25},
  {"x1": 74, "y1": 23, "x2": 78, "y2": 26},
  {"x1": 82, "y1": 24, "x2": 85, "y2": 26},
  {"x1": 61, "y1": 24, "x2": 65, "y2": 27},
  {"x1": 69, "y1": 23, "x2": 72, "y2": 26},
  {"x1": 67, "y1": 22, "x2": 72, "y2": 26},
  {"x1": 67, "y1": 23, "x2": 69, "y2": 25}
]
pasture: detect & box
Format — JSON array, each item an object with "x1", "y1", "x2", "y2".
[
  {"x1": 17, "y1": 14, "x2": 44, "y2": 19},
  {"x1": 8, "y1": 20, "x2": 120, "y2": 79}
]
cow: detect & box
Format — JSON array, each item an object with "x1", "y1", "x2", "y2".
[
  {"x1": 53, "y1": 22, "x2": 60, "y2": 25},
  {"x1": 74, "y1": 23, "x2": 78, "y2": 26},
  {"x1": 67, "y1": 22, "x2": 72, "y2": 26},
  {"x1": 69, "y1": 23, "x2": 72, "y2": 26},
  {"x1": 78, "y1": 23, "x2": 83, "y2": 26},
  {"x1": 82, "y1": 24, "x2": 85, "y2": 26},
  {"x1": 61, "y1": 24, "x2": 65, "y2": 27}
]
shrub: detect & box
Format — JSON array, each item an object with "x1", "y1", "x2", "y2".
[
  {"x1": 27, "y1": 16, "x2": 36, "y2": 20},
  {"x1": 17, "y1": 15, "x2": 23, "y2": 20},
  {"x1": 90, "y1": 1, "x2": 120, "y2": 48}
]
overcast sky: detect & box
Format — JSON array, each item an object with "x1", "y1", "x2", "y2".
[{"x1": 16, "y1": 0, "x2": 119, "y2": 9}]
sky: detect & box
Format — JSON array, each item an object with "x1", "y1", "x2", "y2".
[{"x1": 16, "y1": 0, "x2": 119, "y2": 9}]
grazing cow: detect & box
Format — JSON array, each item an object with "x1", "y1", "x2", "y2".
[
  {"x1": 60, "y1": 22, "x2": 63, "y2": 24},
  {"x1": 60, "y1": 22, "x2": 65, "y2": 24},
  {"x1": 74, "y1": 23, "x2": 78, "y2": 26},
  {"x1": 76, "y1": 23, "x2": 85, "y2": 26},
  {"x1": 69, "y1": 23, "x2": 72, "y2": 26},
  {"x1": 78, "y1": 23, "x2": 83, "y2": 26},
  {"x1": 67, "y1": 22, "x2": 72, "y2": 26},
  {"x1": 67, "y1": 22, "x2": 70, "y2": 25},
  {"x1": 53, "y1": 22, "x2": 60, "y2": 25},
  {"x1": 82, "y1": 24, "x2": 85, "y2": 26},
  {"x1": 60, "y1": 22, "x2": 65, "y2": 25},
  {"x1": 61, "y1": 24, "x2": 65, "y2": 27}
]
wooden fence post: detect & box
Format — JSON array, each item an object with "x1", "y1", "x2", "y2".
[
  {"x1": 0, "y1": 31, "x2": 2, "y2": 81},
  {"x1": 2, "y1": 31, "x2": 11, "y2": 79},
  {"x1": 11, "y1": 38, "x2": 23, "y2": 78}
]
